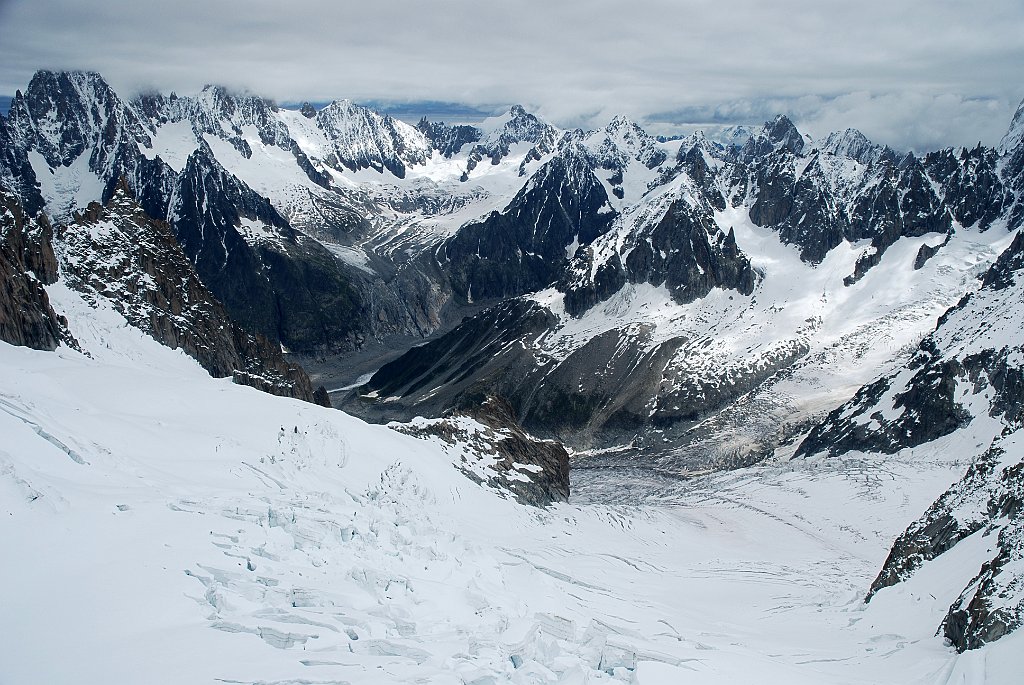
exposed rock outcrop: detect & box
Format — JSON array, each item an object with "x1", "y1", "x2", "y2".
[
  {"x1": 441, "y1": 140, "x2": 616, "y2": 303},
  {"x1": 0, "y1": 190, "x2": 73, "y2": 350},
  {"x1": 798, "y1": 229, "x2": 1024, "y2": 650},
  {"x1": 563, "y1": 199, "x2": 756, "y2": 316},
  {"x1": 392, "y1": 395, "x2": 570, "y2": 507},
  {"x1": 62, "y1": 181, "x2": 329, "y2": 405}
]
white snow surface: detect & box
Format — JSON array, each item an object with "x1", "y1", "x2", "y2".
[
  {"x1": 533, "y1": 205, "x2": 1014, "y2": 447},
  {"x1": 186, "y1": 105, "x2": 551, "y2": 262},
  {"x1": 1, "y1": 283, "x2": 1022, "y2": 684},
  {"x1": 28, "y1": 149, "x2": 106, "y2": 220}
]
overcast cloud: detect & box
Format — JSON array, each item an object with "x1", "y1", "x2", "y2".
[{"x1": 1, "y1": 0, "x2": 1021, "y2": 151}]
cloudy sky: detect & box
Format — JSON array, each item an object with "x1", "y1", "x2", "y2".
[{"x1": 1, "y1": 0, "x2": 1022, "y2": 151}]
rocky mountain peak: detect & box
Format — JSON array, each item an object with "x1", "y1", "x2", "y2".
[
  {"x1": 8, "y1": 69, "x2": 151, "y2": 171},
  {"x1": 0, "y1": 188, "x2": 73, "y2": 351},
  {"x1": 416, "y1": 117, "x2": 482, "y2": 158},
  {"x1": 605, "y1": 114, "x2": 637, "y2": 131},
  {"x1": 460, "y1": 105, "x2": 559, "y2": 177},
  {"x1": 678, "y1": 130, "x2": 722, "y2": 159},
  {"x1": 588, "y1": 114, "x2": 667, "y2": 170},
  {"x1": 820, "y1": 128, "x2": 896, "y2": 165},
  {"x1": 480, "y1": 105, "x2": 557, "y2": 150},
  {"x1": 314, "y1": 99, "x2": 432, "y2": 178},
  {"x1": 738, "y1": 114, "x2": 805, "y2": 162},
  {"x1": 999, "y1": 96, "x2": 1024, "y2": 154}
]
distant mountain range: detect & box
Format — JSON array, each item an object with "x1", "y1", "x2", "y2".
[{"x1": 2, "y1": 69, "x2": 1024, "y2": 650}]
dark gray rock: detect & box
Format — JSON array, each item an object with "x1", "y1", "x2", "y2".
[
  {"x1": 866, "y1": 440, "x2": 1024, "y2": 652},
  {"x1": 738, "y1": 115, "x2": 804, "y2": 163},
  {"x1": 170, "y1": 143, "x2": 366, "y2": 354},
  {"x1": 563, "y1": 199, "x2": 756, "y2": 317},
  {"x1": 0, "y1": 190, "x2": 73, "y2": 350},
  {"x1": 62, "y1": 181, "x2": 329, "y2": 405},
  {"x1": 925, "y1": 145, "x2": 1007, "y2": 231},
  {"x1": 416, "y1": 118, "x2": 481, "y2": 157},
  {"x1": 913, "y1": 232, "x2": 951, "y2": 270},
  {"x1": 392, "y1": 395, "x2": 569, "y2": 507},
  {"x1": 0, "y1": 113, "x2": 43, "y2": 216},
  {"x1": 440, "y1": 141, "x2": 615, "y2": 303}
]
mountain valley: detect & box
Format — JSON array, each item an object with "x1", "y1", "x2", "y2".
[{"x1": 2, "y1": 68, "x2": 1024, "y2": 683}]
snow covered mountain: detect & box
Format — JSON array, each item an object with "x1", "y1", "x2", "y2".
[
  {"x1": 346, "y1": 104, "x2": 1024, "y2": 473},
  {"x1": 2, "y1": 214, "x2": 1023, "y2": 683},
  {"x1": 796, "y1": 230, "x2": 1024, "y2": 651},
  {"x1": 1, "y1": 179, "x2": 328, "y2": 404},
  {"x1": 1, "y1": 71, "x2": 371, "y2": 354},
  {"x1": 5, "y1": 69, "x2": 1023, "y2": 469},
  {"x1": 3, "y1": 67, "x2": 1024, "y2": 679}
]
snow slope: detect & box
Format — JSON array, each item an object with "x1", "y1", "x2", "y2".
[{"x1": 2, "y1": 276, "x2": 1022, "y2": 683}]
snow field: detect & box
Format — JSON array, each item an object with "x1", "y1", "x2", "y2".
[{"x1": 1, "y1": 284, "x2": 1022, "y2": 684}]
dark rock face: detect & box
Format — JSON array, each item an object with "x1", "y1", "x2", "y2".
[
  {"x1": 942, "y1": 465, "x2": 1024, "y2": 651},
  {"x1": 61, "y1": 182, "x2": 329, "y2": 405},
  {"x1": 867, "y1": 446, "x2": 1003, "y2": 599},
  {"x1": 360, "y1": 298, "x2": 556, "y2": 410},
  {"x1": 738, "y1": 117, "x2": 953, "y2": 271},
  {"x1": 675, "y1": 135, "x2": 727, "y2": 211},
  {"x1": 738, "y1": 115, "x2": 804, "y2": 163},
  {"x1": 289, "y1": 140, "x2": 333, "y2": 189},
  {"x1": 982, "y1": 230, "x2": 1024, "y2": 290},
  {"x1": 392, "y1": 395, "x2": 570, "y2": 507},
  {"x1": 626, "y1": 202, "x2": 755, "y2": 304},
  {"x1": 563, "y1": 199, "x2": 756, "y2": 317},
  {"x1": 794, "y1": 349, "x2": 971, "y2": 459},
  {"x1": 747, "y1": 152, "x2": 799, "y2": 234},
  {"x1": 913, "y1": 232, "x2": 951, "y2": 270},
  {"x1": 999, "y1": 138, "x2": 1024, "y2": 233},
  {"x1": 7, "y1": 70, "x2": 151, "y2": 174},
  {"x1": 0, "y1": 116, "x2": 43, "y2": 216},
  {"x1": 416, "y1": 118, "x2": 481, "y2": 158},
  {"x1": 560, "y1": 252, "x2": 627, "y2": 318},
  {"x1": 170, "y1": 144, "x2": 366, "y2": 354},
  {"x1": 925, "y1": 145, "x2": 1007, "y2": 230},
  {"x1": 855, "y1": 154, "x2": 951, "y2": 240},
  {"x1": 441, "y1": 142, "x2": 616, "y2": 302},
  {"x1": 0, "y1": 190, "x2": 72, "y2": 350}
]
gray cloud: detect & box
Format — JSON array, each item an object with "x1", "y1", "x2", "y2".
[{"x1": 0, "y1": 0, "x2": 1021, "y2": 150}]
